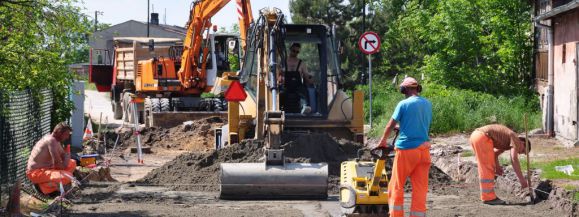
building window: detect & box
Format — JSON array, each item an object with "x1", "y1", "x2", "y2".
[{"x1": 562, "y1": 44, "x2": 566, "y2": 63}]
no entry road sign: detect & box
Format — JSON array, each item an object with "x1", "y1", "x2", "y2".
[{"x1": 358, "y1": 32, "x2": 381, "y2": 55}]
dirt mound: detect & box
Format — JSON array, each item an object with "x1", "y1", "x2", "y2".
[
  {"x1": 138, "y1": 132, "x2": 363, "y2": 193},
  {"x1": 138, "y1": 139, "x2": 264, "y2": 192},
  {"x1": 139, "y1": 132, "x2": 455, "y2": 194},
  {"x1": 103, "y1": 117, "x2": 225, "y2": 153}
]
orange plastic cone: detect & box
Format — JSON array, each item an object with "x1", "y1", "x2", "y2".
[{"x1": 83, "y1": 121, "x2": 93, "y2": 141}]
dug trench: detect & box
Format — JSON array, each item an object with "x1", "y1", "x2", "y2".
[
  {"x1": 68, "y1": 125, "x2": 575, "y2": 216},
  {"x1": 431, "y1": 144, "x2": 578, "y2": 216}
]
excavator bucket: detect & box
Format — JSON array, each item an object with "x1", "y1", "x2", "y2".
[{"x1": 219, "y1": 162, "x2": 328, "y2": 199}]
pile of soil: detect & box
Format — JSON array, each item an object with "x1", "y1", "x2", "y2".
[
  {"x1": 138, "y1": 132, "x2": 455, "y2": 194},
  {"x1": 138, "y1": 132, "x2": 365, "y2": 193},
  {"x1": 138, "y1": 139, "x2": 264, "y2": 192},
  {"x1": 102, "y1": 117, "x2": 225, "y2": 153}
]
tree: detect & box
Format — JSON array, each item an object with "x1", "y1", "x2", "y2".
[
  {"x1": 0, "y1": 0, "x2": 92, "y2": 124},
  {"x1": 380, "y1": 0, "x2": 533, "y2": 95}
]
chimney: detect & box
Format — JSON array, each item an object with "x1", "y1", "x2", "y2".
[{"x1": 151, "y1": 13, "x2": 159, "y2": 25}]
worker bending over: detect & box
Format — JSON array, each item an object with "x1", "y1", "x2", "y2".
[
  {"x1": 26, "y1": 122, "x2": 77, "y2": 195},
  {"x1": 470, "y1": 124, "x2": 530, "y2": 205},
  {"x1": 378, "y1": 77, "x2": 432, "y2": 217}
]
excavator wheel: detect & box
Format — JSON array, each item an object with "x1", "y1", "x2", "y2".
[
  {"x1": 150, "y1": 98, "x2": 161, "y2": 112},
  {"x1": 160, "y1": 98, "x2": 171, "y2": 112},
  {"x1": 144, "y1": 98, "x2": 161, "y2": 127}
]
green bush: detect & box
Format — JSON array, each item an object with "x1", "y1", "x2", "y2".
[{"x1": 365, "y1": 82, "x2": 542, "y2": 137}]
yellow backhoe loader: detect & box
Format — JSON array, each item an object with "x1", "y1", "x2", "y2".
[{"x1": 219, "y1": 8, "x2": 365, "y2": 199}]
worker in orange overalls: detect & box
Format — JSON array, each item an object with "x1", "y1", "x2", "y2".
[
  {"x1": 470, "y1": 124, "x2": 530, "y2": 205},
  {"x1": 26, "y1": 122, "x2": 77, "y2": 196},
  {"x1": 378, "y1": 77, "x2": 432, "y2": 217}
]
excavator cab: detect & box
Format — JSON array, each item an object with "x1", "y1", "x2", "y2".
[{"x1": 199, "y1": 34, "x2": 241, "y2": 86}]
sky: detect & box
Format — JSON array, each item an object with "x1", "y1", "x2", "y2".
[{"x1": 79, "y1": 0, "x2": 292, "y2": 30}]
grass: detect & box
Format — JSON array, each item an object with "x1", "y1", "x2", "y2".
[
  {"x1": 532, "y1": 157, "x2": 579, "y2": 180},
  {"x1": 499, "y1": 157, "x2": 511, "y2": 166},
  {"x1": 564, "y1": 184, "x2": 578, "y2": 191},
  {"x1": 566, "y1": 185, "x2": 579, "y2": 202},
  {"x1": 460, "y1": 150, "x2": 474, "y2": 157},
  {"x1": 499, "y1": 157, "x2": 579, "y2": 181},
  {"x1": 76, "y1": 74, "x2": 97, "y2": 90},
  {"x1": 85, "y1": 82, "x2": 97, "y2": 91},
  {"x1": 365, "y1": 82, "x2": 542, "y2": 137}
]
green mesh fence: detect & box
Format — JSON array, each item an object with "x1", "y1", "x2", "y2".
[{"x1": 0, "y1": 89, "x2": 53, "y2": 204}]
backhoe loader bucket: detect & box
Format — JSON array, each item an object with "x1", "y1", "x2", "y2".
[{"x1": 219, "y1": 162, "x2": 328, "y2": 199}]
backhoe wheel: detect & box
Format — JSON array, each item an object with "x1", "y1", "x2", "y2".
[
  {"x1": 112, "y1": 101, "x2": 123, "y2": 120},
  {"x1": 160, "y1": 98, "x2": 171, "y2": 112}
]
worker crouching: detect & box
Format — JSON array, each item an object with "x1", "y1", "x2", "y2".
[
  {"x1": 26, "y1": 122, "x2": 77, "y2": 196},
  {"x1": 378, "y1": 77, "x2": 433, "y2": 217},
  {"x1": 470, "y1": 124, "x2": 530, "y2": 205}
]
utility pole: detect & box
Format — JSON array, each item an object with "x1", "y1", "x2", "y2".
[
  {"x1": 362, "y1": 0, "x2": 366, "y2": 33},
  {"x1": 94, "y1": 11, "x2": 103, "y2": 32},
  {"x1": 147, "y1": 0, "x2": 150, "y2": 37},
  {"x1": 361, "y1": 0, "x2": 366, "y2": 85}
]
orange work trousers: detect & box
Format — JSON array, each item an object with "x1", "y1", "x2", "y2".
[
  {"x1": 26, "y1": 159, "x2": 77, "y2": 195},
  {"x1": 388, "y1": 142, "x2": 431, "y2": 217},
  {"x1": 470, "y1": 130, "x2": 497, "y2": 201}
]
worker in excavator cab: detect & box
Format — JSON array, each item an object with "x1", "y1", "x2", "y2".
[
  {"x1": 215, "y1": 43, "x2": 229, "y2": 71},
  {"x1": 378, "y1": 77, "x2": 432, "y2": 217},
  {"x1": 26, "y1": 122, "x2": 77, "y2": 196},
  {"x1": 278, "y1": 43, "x2": 315, "y2": 115},
  {"x1": 469, "y1": 124, "x2": 531, "y2": 205}
]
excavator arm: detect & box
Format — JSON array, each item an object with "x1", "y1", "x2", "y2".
[{"x1": 178, "y1": 0, "x2": 253, "y2": 90}]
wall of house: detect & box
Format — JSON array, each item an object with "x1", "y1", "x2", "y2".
[{"x1": 553, "y1": 9, "x2": 579, "y2": 140}]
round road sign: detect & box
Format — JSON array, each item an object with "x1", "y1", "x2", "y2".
[{"x1": 358, "y1": 32, "x2": 381, "y2": 55}]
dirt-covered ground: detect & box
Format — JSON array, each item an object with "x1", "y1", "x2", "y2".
[
  {"x1": 59, "y1": 129, "x2": 577, "y2": 217},
  {"x1": 67, "y1": 90, "x2": 579, "y2": 216}
]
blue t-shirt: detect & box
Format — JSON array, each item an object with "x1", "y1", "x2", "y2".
[{"x1": 391, "y1": 96, "x2": 432, "y2": 149}]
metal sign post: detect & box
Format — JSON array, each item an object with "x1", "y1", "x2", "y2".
[
  {"x1": 358, "y1": 32, "x2": 381, "y2": 127},
  {"x1": 368, "y1": 54, "x2": 372, "y2": 127}
]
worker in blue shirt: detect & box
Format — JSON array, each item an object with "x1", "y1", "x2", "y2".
[{"x1": 378, "y1": 77, "x2": 433, "y2": 217}]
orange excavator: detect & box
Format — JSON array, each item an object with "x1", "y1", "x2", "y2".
[{"x1": 90, "y1": 0, "x2": 254, "y2": 126}]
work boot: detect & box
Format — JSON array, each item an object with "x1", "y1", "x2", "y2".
[
  {"x1": 483, "y1": 198, "x2": 506, "y2": 205},
  {"x1": 301, "y1": 106, "x2": 311, "y2": 115}
]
